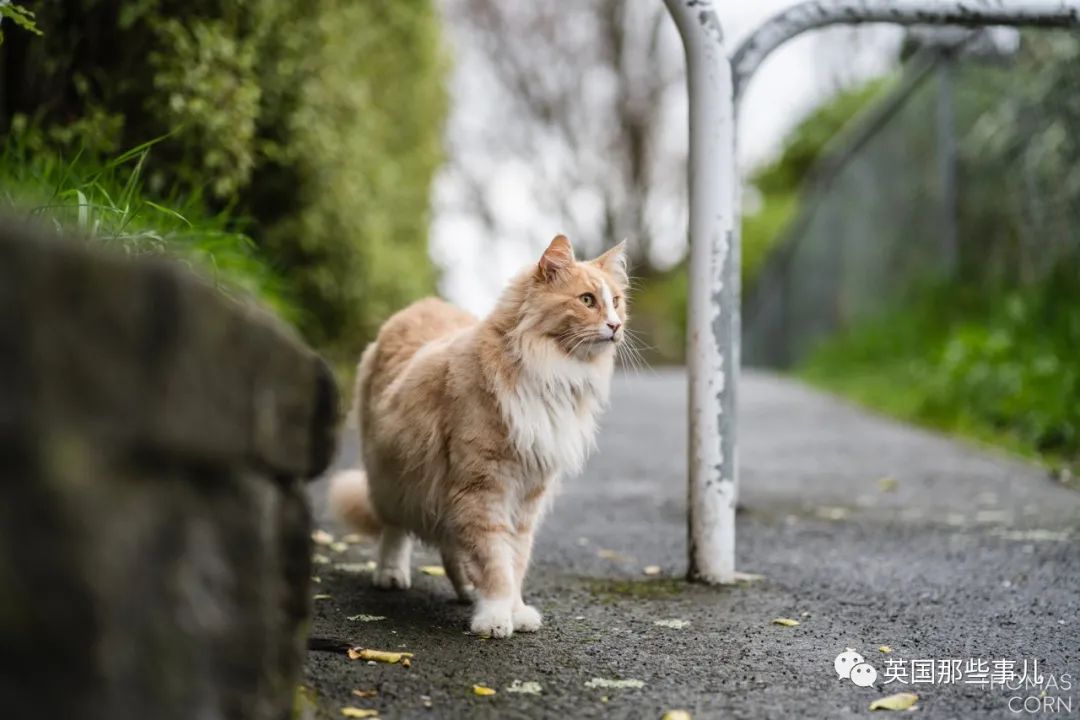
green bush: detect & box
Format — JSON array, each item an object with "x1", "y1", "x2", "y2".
[
  {"x1": 2, "y1": 1, "x2": 447, "y2": 359},
  {"x1": 1, "y1": 130, "x2": 295, "y2": 319},
  {"x1": 802, "y1": 265, "x2": 1080, "y2": 469}
]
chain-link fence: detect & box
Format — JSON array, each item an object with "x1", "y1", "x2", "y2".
[{"x1": 744, "y1": 29, "x2": 1080, "y2": 368}]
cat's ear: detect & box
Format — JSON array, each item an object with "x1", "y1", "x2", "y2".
[
  {"x1": 593, "y1": 240, "x2": 628, "y2": 286},
  {"x1": 537, "y1": 234, "x2": 575, "y2": 282}
]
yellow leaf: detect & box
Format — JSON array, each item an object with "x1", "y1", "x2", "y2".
[
  {"x1": 347, "y1": 647, "x2": 414, "y2": 663},
  {"x1": 352, "y1": 689, "x2": 377, "y2": 698},
  {"x1": 312, "y1": 529, "x2": 334, "y2": 546},
  {"x1": 340, "y1": 708, "x2": 378, "y2": 718},
  {"x1": 663, "y1": 712, "x2": 692, "y2": 720},
  {"x1": 419, "y1": 565, "x2": 446, "y2": 576},
  {"x1": 312, "y1": 554, "x2": 331, "y2": 565},
  {"x1": 771, "y1": 617, "x2": 799, "y2": 627},
  {"x1": 330, "y1": 541, "x2": 348, "y2": 553},
  {"x1": 879, "y1": 645, "x2": 893, "y2": 654},
  {"x1": 878, "y1": 476, "x2": 898, "y2": 492},
  {"x1": 643, "y1": 565, "x2": 662, "y2": 576},
  {"x1": 402, "y1": 657, "x2": 412, "y2": 669},
  {"x1": 473, "y1": 685, "x2": 496, "y2": 696},
  {"x1": 313, "y1": 594, "x2": 333, "y2": 601},
  {"x1": 870, "y1": 692, "x2": 918, "y2": 711},
  {"x1": 342, "y1": 533, "x2": 364, "y2": 543}
]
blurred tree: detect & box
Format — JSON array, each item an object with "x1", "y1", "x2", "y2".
[
  {"x1": 0, "y1": 1, "x2": 447, "y2": 358},
  {"x1": 440, "y1": 0, "x2": 685, "y2": 269}
]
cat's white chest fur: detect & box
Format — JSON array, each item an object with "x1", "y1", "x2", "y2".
[{"x1": 499, "y1": 352, "x2": 612, "y2": 476}]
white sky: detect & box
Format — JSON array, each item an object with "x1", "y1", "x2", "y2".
[{"x1": 431, "y1": 2, "x2": 904, "y2": 314}]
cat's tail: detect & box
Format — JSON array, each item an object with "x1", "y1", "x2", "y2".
[{"x1": 328, "y1": 469, "x2": 382, "y2": 536}]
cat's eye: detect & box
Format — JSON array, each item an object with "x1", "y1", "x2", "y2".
[
  {"x1": 580, "y1": 293, "x2": 596, "y2": 308},
  {"x1": 613, "y1": 296, "x2": 621, "y2": 308}
]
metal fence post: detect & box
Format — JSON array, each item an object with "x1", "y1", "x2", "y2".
[
  {"x1": 936, "y1": 52, "x2": 959, "y2": 276},
  {"x1": 664, "y1": 0, "x2": 738, "y2": 585}
]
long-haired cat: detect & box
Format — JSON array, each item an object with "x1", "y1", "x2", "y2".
[{"x1": 328, "y1": 234, "x2": 628, "y2": 638}]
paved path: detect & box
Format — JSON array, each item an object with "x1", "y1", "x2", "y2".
[{"x1": 303, "y1": 369, "x2": 1079, "y2": 719}]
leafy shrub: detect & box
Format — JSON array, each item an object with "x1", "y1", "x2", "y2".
[
  {"x1": 1, "y1": 1, "x2": 447, "y2": 359},
  {"x1": 802, "y1": 265, "x2": 1080, "y2": 468},
  {"x1": 1, "y1": 129, "x2": 295, "y2": 319}
]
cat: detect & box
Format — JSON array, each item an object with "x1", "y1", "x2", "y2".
[{"x1": 328, "y1": 234, "x2": 628, "y2": 638}]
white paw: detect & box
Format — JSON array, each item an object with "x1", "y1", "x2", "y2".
[
  {"x1": 470, "y1": 599, "x2": 514, "y2": 638},
  {"x1": 373, "y1": 566, "x2": 411, "y2": 590},
  {"x1": 512, "y1": 604, "x2": 543, "y2": 632}
]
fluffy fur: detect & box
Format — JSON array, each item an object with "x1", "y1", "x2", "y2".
[{"x1": 329, "y1": 235, "x2": 628, "y2": 637}]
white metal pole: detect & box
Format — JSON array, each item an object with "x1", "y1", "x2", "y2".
[
  {"x1": 663, "y1": 0, "x2": 738, "y2": 584},
  {"x1": 732, "y1": 0, "x2": 1080, "y2": 102}
]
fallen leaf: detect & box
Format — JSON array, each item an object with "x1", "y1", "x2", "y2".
[
  {"x1": 771, "y1": 617, "x2": 799, "y2": 627},
  {"x1": 347, "y1": 647, "x2": 413, "y2": 664},
  {"x1": 351, "y1": 690, "x2": 377, "y2": 698},
  {"x1": 733, "y1": 571, "x2": 765, "y2": 583},
  {"x1": 312, "y1": 577, "x2": 321, "y2": 584},
  {"x1": 506, "y1": 680, "x2": 542, "y2": 695},
  {"x1": 596, "y1": 548, "x2": 633, "y2": 562},
  {"x1": 402, "y1": 657, "x2": 412, "y2": 669},
  {"x1": 654, "y1": 619, "x2": 691, "y2": 629},
  {"x1": 816, "y1": 506, "x2": 849, "y2": 521},
  {"x1": 342, "y1": 533, "x2": 364, "y2": 544},
  {"x1": 346, "y1": 614, "x2": 386, "y2": 623},
  {"x1": 312, "y1": 529, "x2": 334, "y2": 546},
  {"x1": 662, "y1": 711, "x2": 692, "y2": 720},
  {"x1": 312, "y1": 554, "x2": 331, "y2": 565},
  {"x1": 869, "y1": 692, "x2": 918, "y2": 711},
  {"x1": 879, "y1": 645, "x2": 893, "y2": 654},
  {"x1": 584, "y1": 678, "x2": 644, "y2": 689},
  {"x1": 313, "y1": 594, "x2": 333, "y2": 601},
  {"x1": 330, "y1": 541, "x2": 349, "y2": 553},
  {"x1": 878, "y1": 476, "x2": 898, "y2": 492},
  {"x1": 473, "y1": 685, "x2": 496, "y2": 696},
  {"x1": 340, "y1": 709, "x2": 378, "y2": 718},
  {"x1": 419, "y1": 565, "x2": 446, "y2": 576},
  {"x1": 643, "y1": 565, "x2": 662, "y2": 576},
  {"x1": 335, "y1": 561, "x2": 377, "y2": 573}
]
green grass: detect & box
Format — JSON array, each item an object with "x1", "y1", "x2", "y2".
[
  {"x1": 1, "y1": 128, "x2": 298, "y2": 322},
  {"x1": 800, "y1": 272, "x2": 1080, "y2": 477}
]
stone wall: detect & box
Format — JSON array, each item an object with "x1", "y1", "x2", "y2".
[{"x1": 0, "y1": 220, "x2": 337, "y2": 720}]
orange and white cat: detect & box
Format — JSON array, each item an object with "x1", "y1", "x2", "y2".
[{"x1": 329, "y1": 234, "x2": 628, "y2": 638}]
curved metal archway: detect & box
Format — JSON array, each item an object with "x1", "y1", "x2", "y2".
[{"x1": 663, "y1": 0, "x2": 1080, "y2": 584}]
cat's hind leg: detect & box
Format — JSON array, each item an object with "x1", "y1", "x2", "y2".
[
  {"x1": 373, "y1": 525, "x2": 412, "y2": 590},
  {"x1": 440, "y1": 546, "x2": 475, "y2": 603}
]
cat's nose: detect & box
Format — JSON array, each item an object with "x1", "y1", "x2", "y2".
[{"x1": 606, "y1": 321, "x2": 621, "y2": 333}]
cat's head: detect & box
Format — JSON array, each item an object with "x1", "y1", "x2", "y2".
[{"x1": 513, "y1": 234, "x2": 629, "y2": 361}]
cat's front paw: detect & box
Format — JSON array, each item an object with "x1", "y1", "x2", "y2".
[
  {"x1": 512, "y1": 604, "x2": 543, "y2": 632},
  {"x1": 470, "y1": 598, "x2": 514, "y2": 638},
  {"x1": 373, "y1": 566, "x2": 411, "y2": 590}
]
